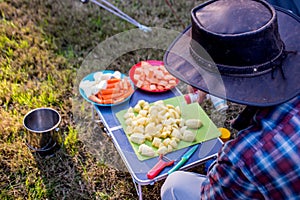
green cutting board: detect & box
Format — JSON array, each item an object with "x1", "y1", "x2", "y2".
[{"x1": 115, "y1": 96, "x2": 221, "y2": 161}]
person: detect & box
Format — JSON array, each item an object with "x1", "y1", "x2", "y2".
[{"x1": 161, "y1": 0, "x2": 300, "y2": 199}]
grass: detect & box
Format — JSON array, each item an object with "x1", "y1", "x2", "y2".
[{"x1": 0, "y1": 0, "x2": 242, "y2": 199}]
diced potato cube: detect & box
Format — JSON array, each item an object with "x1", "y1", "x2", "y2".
[
  {"x1": 163, "y1": 138, "x2": 171, "y2": 146},
  {"x1": 130, "y1": 133, "x2": 145, "y2": 144},
  {"x1": 167, "y1": 145, "x2": 173, "y2": 152},
  {"x1": 157, "y1": 146, "x2": 168, "y2": 155},
  {"x1": 138, "y1": 144, "x2": 155, "y2": 157},
  {"x1": 170, "y1": 138, "x2": 178, "y2": 148},
  {"x1": 185, "y1": 119, "x2": 203, "y2": 129},
  {"x1": 171, "y1": 129, "x2": 182, "y2": 140},
  {"x1": 182, "y1": 130, "x2": 196, "y2": 142},
  {"x1": 152, "y1": 137, "x2": 162, "y2": 148}
]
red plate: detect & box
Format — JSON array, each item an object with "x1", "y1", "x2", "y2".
[{"x1": 129, "y1": 60, "x2": 179, "y2": 92}]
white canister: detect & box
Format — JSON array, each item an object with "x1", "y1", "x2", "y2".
[{"x1": 207, "y1": 95, "x2": 228, "y2": 113}]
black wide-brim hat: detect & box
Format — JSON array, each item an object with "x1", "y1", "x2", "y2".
[{"x1": 164, "y1": 0, "x2": 300, "y2": 106}]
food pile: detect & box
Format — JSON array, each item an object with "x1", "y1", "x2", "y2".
[
  {"x1": 80, "y1": 71, "x2": 134, "y2": 105},
  {"x1": 132, "y1": 61, "x2": 178, "y2": 91},
  {"x1": 123, "y1": 99, "x2": 203, "y2": 157}
]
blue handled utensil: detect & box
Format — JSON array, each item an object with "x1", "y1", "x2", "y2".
[{"x1": 167, "y1": 144, "x2": 199, "y2": 174}]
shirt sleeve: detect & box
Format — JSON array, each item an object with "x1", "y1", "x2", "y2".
[
  {"x1": 200, "y1": 96, "x2": 300, "y2": 199},
  {"x1": 200, "y1": 142, "x2": 264, "y2": 200}
]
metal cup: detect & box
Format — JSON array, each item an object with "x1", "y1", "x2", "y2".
[{"x1": 23, "y1": 108, "x2": 61, "y2": 156}]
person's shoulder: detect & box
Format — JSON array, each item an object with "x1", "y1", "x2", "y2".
[
  {"x1": 258, "y1": 95, "x2": 300, "y2": 121},
  {"x1": 273, "y1": 95, "x2": 300, "y2": 117},
  {"x1": 218, "y1": 95, "x2": 300, "y2": 162}
]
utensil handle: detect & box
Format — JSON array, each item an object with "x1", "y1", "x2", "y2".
[
  {"x1": 147, "y1": 159, "x2": 174, "y2": 179},
  {"x1": 167, "y1": 158, "x2": 187, "y2": 174}
]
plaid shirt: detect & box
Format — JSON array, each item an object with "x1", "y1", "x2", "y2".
[{"x1": 201, "y1": 95, "x2": 300, "y2": 199}]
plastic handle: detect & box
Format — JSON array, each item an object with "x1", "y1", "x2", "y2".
[
  {"x1": 182, "y1": 145, "x2": 198, "y2": 159},
  {"x1": 147, "y1": 159, "x2": 174, "y2": 179},
  {"x1": 167, "y1": 158, "x2": 187, "y2": 174}
]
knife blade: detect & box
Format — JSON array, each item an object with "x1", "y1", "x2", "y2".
[{"x1": 167, "y1": 144, "x2": 199, "y2": 174}]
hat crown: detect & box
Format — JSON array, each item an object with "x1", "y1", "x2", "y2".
[
  {"x1": 190, "y1": 0, "x2": 284, "y2": 74},
  {"x1": 196, "y1": 0, "x2": 272, "y2": 34},
  {"x1": 164, "y1": 0, "x2": 300, "y2": 106}
]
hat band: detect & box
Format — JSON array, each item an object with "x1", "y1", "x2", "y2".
[{"x1": 189, "y1": 43, "x2": 285, "y2": 77}]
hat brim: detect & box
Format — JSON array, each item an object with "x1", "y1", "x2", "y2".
[{"x1": 164, "y1": 7, "x2": 300, "y2": 106}]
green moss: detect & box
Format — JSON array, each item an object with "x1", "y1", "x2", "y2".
[{"x1": 63, "y1": 126, "x2": 79, "y2": 156}]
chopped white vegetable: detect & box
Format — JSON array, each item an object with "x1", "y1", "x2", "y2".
[
  {"x1": 182, "y1": 130, "x2": 196, "y2": 142},
  {"x1": 123, "y1": 99, "x2": 205, "y2": 156},
  {"x1": 138, "y1": 144, "x2": 155, "y2": 157},
  {"x1": 157, "y1": 146, "x2": 168, "y2": 155},
  {"x1": 185, "y1": 119, "x2": 203, "y2": 129},
  {"x1": 152, "y1": 137, "x2": 162, "y2": 148},
  {"x1": 112, "y1": 71, "x2": 121, "y2": 79},
  {"x1": 130, "y1": 133, "x2": 145, "y2": 144},
  {"x1": 93, "y1": 71, "x2": 104, "y2": 81}
]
